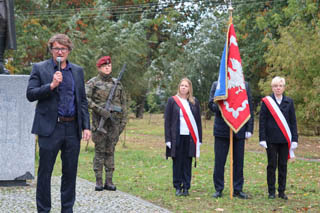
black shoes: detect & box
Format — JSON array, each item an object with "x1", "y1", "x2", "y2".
[
  {"x1": 279, "y1": 193, "x2": 288, "y2": 200},
  {"x1": 175, "y1": 189, "x2": 189, "y2": 196},
  {"x1": 234, "y1": 191, "x2": 249, "y2": 199},
  {"x1": 182, "y1": 189, "x2": 189, "y2": 196},
  {"x1": 104, "y1": 184, "x2": 116, "y2": 191},
  {"x1": 212, "y1": 191, "x2": 223, "y2": 198},
  {"x1": 95, "y1": 178, "x2": 104, "y2": 191},
  {"x1": 175, "y1": 189, "x2": 183, "y2": 196},
  {"x1": 104, "y1": 178, "x2": 117, "y2": 191},
  {"x1": 268, "y1": 194, "x2": 276, "y2": 199},
  {"x1": 95, "y1": 185, "x2": 104, "y2": 191},
  {"x1": 268, "y1": 193, "x2": 287, "y2": 200}
]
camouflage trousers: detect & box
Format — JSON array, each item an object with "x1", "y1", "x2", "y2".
[{"x1": 92, "y1": 119, "x2": 120, "y2": 179}]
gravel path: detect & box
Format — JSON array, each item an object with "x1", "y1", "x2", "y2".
[{"x1": 0, "y1": 177, "x2": 171, "y2": 213}]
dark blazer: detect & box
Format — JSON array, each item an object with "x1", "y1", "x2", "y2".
[
  {"x1": 164, "y1": 96, "x2": 202, "y2": 158},
  {"x1": 208, "y1": 81, "x2": 254, "y2": 139},
  {"x1": 26, "y1": 59, "x2": 90, "y2": 138},
  {"x1": 259, "y1": 94, "x2": 298, "y2": 143}
]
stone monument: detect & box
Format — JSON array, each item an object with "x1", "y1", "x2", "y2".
[{"x1": 0, "y1": 75, "x2": 35, "y2": 186}]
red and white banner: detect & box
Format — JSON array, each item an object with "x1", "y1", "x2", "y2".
[
  {"x1": 172, "y1": 95, "x2": 200, "y2": 157},
  {"x1": 262, "y1": 96, "x2": 294, "y2": 159},
  {"x1": 214, "y1": 23, "x2": 251, "y2": 133}
]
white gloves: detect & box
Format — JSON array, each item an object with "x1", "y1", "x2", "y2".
[
  {"x1": 166, "y1": 142, "x2": 171, "y2": 149},
  {"x1": 291, "y1": 142, "x2": 298, "y2": 150},
  {"x1": 259, "y1": 141, "x2": 267, "y2": 149},
  {"x1": 166, "y1": 141, "x2": 202, "y2": 149},
  {"x1": 245, "y1": 132, "x2": 252, "y2": 139}
]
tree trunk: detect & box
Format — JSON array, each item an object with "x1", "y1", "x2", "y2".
[
  {"x1": 135, "y1": 95, "x2": 146, "y2": 119},
  {"x1": 205, "y1": 110, "x2": 212, "y2": 120}
]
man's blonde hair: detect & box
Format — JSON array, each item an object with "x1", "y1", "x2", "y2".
[{"x1": 176, "y1": 77, "x2": 195, "y2": 105}]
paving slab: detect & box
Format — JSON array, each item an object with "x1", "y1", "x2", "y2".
[{"x1": 0, "y1": 176, "x2": 171, "y2": 213}]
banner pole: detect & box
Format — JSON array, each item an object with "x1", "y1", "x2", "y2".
[{"x1": 230, "y1": 128, "x2": 233, "y2": 199}]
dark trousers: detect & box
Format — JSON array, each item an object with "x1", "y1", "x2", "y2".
[
  {"x1": 266, "y1": 143, "x2": 288, "y2": 195},
  {"x1": 172, "y1": 135, "x2": 192, "y2": 190},
  {"x1": 213, "y1": 136, "x2": 245, "y2": 192},
  {"x1": 36, "y1": 121, "x2": 80, "y2": 213}
]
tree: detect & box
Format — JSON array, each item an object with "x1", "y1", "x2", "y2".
[{"x1": 261, "y1": 20, "x2": 320, "y2": 135}]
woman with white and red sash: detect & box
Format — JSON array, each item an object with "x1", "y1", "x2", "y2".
[
  {"x1": 259, "y1": 76, "x2": 298, "y2": 200},
  {"x1": 164, "y1": 78, "x2": 202, "y2": 197}
]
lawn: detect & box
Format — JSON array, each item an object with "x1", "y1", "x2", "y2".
[{"x1": 46, "y1": 113, "x2": 320, "y2": 212}]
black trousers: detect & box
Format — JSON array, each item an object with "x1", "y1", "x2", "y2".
[
  {"x1": 37, "y1": 120, "x2": 80, "y2": 213},
  {"x1": 266, "y1": 143, "x2": 288, "y2": 195},
  {"x1": 172, "y1": 135, "x2": 192, "y2": 190},
  {"x1": 213, "y1": 136, "x2": 245, "y2": 192}
]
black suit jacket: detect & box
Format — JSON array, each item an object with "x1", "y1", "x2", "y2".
[
  {"x1": 208, "y1": 81, "x2": 254, "y2": 139},
  {"x1": 259, "y1": 94, "x2": 298, "y2": 143},
  {"x1": 164, "y1": 96, "x2": 202, "y2": 158},
  {"x1": 26, "y1": 59, "x2": 90, "y2": 138}
]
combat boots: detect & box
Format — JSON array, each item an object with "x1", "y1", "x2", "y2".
[
  {"x1": 95, "y1": 178, "x2": 104, "y2": 191},
  {"x1": 104, "y1": 177, "x2": 116, "y2": 191}
]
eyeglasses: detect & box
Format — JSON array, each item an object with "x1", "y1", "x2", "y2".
[{"x1": 51, "y1": 48, "x2": 69, "y2": 53}]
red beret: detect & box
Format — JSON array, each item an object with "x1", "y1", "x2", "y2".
[{"x1": 96, "y1": 56, "x2": 111, "y2": 67}]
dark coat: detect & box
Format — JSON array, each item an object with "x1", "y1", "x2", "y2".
[
  {"x1": 164, "y1": 96, "x2": 202, "y2": 158},
  {"x1": 26, "y1": 59, "x2": 90, "y2": 138},
  {"x1": 259, "y1": 94, "x2": 298, "y2": 144},
  {"x1": 208, "y1": 81, "x2": 254, "y2": 139},
  {"x1": 4, "y1": 0, "x2": 16, "y2": 49}
]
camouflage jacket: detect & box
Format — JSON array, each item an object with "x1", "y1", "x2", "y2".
[{"x1": 85, "y1": 73, "x2": 127, "y2": 132}]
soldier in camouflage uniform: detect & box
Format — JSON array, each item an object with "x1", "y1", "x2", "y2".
[{"x1": 85, "y1": 56, "x2": 127, "y2": 191}]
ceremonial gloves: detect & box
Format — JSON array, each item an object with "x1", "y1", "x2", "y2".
[
  {"x1": 291, "y1": 142, "x2": 298, "y2": 150},
  {"x1": 166, "y1": 142, "x2": 171, "y2": 149},
  {"x1": 166, "y1": 141, "x2": 202, "y2": 149},
  {"x1": 245, "y1": 132, "x2": 252, "y2": 139},
  {"x1": 259, "y1": 141, "x2": 268, "y2": 149}
]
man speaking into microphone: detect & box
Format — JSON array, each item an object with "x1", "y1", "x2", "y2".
[{"x1": 26, "y1": 33, "x2": 91, "y2": 213}]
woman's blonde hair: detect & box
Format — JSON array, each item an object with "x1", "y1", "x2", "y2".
[
  {"x1": 271, "y1": 76, "x2": 286, "y2": 87},
  {"x1": 176, "y1": 78, "x2": 195, "y2": 104}
]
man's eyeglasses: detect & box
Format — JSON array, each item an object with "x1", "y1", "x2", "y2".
[{"x1": 51, "y1": 48, "x2": 69, "y2": 53}]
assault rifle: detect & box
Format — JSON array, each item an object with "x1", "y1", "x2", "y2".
[{"x1": 97, "y1": 63, "x2": 126, "y2": 133}]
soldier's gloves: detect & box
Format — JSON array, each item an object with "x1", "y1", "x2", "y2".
[
  {"x1": 99, "y1": 108, "x2": 111, "y2": 119},
  {"x1": 291, "y1": 142, "x2": 298, "y2": 150},
  {"x1": 166, "y1": 142, "x2": 171, "y2": 149},
  {"x1": 259, "y1": 141, "x2": 267, "y2": 149},
  {"x1": 245, "y1": 132, "x2": 252, "y2": 139}
]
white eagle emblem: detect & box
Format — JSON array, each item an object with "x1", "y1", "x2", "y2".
[{"x1": 228, "y1": 58, "x2": 245, "y2": 94}]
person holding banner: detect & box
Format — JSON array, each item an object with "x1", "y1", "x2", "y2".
[
  {"x1": 164, "y1": 78, "x2": 202, "y2": 197},
  {"x1": 259, "y1": 76, "x2": 298, "y2": 200},
  {"x1": 208, "y1": 81, "x2": 254, "y2": 199}
]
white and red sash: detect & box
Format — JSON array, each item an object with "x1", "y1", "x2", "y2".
[
  {"x1": 262, "y1": 96, "x2": 294, "y2": 159},
  {"x1": 172, "y1": 95, "x2": 200, "y2": 157}
]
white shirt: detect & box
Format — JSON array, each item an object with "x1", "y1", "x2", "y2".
[
  {"x1": 178, "y1": 97, "x2": 190, "y2": 135},
  {"x1": 276, "y1": 95, "x2": 283, "y2": 105}
]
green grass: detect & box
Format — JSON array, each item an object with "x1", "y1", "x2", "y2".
[{"x1": 36, "y1": 114, "x2": 320, "y2": 212}]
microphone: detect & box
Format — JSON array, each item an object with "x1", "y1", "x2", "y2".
[{"x1": 56, "y1": 57, "x2": 62, "y2": 71}]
